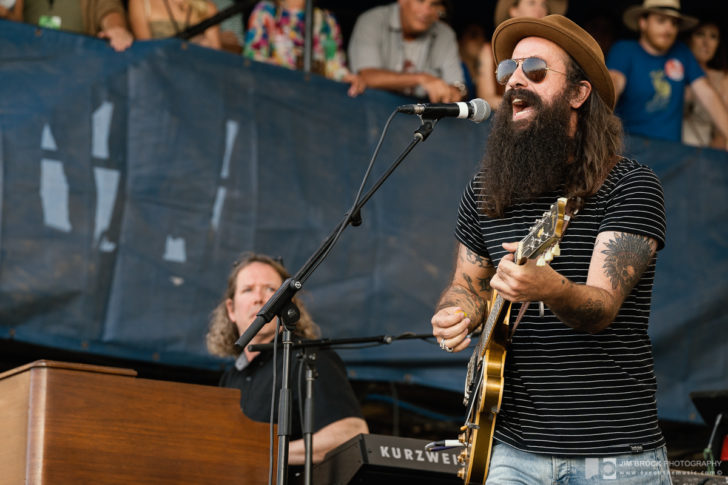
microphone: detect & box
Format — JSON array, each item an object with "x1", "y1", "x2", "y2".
[{"x1": 397, "y1": 98, "x2": 491, "y2": 123}]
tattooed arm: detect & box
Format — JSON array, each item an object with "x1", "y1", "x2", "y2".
[
  {"x1": 492, "y1": 231, "x2": 657, "y2": 333},
  {"x1": 431, "y1": 243, "x2": 495, "y2": 352}
]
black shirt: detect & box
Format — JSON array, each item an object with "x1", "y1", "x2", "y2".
[
  {"x1": 455, "y1": 158, "x2": 667, "y2": 455},
  {"x1": 219, "y1": 347, "x2": 363, "y2": 439}
]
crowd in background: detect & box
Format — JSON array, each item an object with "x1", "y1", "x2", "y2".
[{"x1": 2, "y1": 0, "x2": 728, "y2": 150}]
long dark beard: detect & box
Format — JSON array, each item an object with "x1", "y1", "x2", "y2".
[{"x1": 479, "y1": 88, "x2": 576, "y2": 217}]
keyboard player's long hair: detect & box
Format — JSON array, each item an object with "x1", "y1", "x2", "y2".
[{"x1": 206, "y1": 252, "x2": 320, "y2": 358}]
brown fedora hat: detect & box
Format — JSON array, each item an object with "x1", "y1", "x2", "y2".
[
  {"x1": 622, "y1": 0, "x2": 698, "y2": 32},
  {"x1": 492, "y1": 14, "x2": 615, "y2": 110},
  {"x1": 494, "y1": 0, "x2": 569, "y2": 27}
]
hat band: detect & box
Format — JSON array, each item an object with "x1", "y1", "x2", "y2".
[{"x1": 650, "y1": 6, "x2": 682, "y2": 16}]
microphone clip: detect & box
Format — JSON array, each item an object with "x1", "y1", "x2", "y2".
[{"x1": 414, "y1": 117, "x2": 437, "y2": 141}]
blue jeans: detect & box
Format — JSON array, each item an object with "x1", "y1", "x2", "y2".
[{"x1": 485, "y1": 442, "x2": 673, "y2": 484}]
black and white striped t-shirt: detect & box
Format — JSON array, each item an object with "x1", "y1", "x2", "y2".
[{"x1": 455, "y1": 158, "x2": 667, "y2": 456}]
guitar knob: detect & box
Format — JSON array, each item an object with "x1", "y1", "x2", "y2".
[
  {"x1": 552, "y1": 243, "x2": 561, "y2": 256},
  {"x1": 457, "y1": 468, "x2": 465, "y2": 479},
  {"x1": 458, "y1": 450, "x2": 467, "y2": 463},
  {"x1": 543, "y1": 250, "x2": 554, "y2": 262},
  {"x1": 536, "y1": 255, "x2": 546, "y2": 267}
]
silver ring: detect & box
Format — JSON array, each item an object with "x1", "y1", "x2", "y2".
[{"x1": 440, "y1": 339, "x2": 453, "y2": 352}]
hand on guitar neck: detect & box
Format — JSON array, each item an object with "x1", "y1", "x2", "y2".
[{"x1": 489, "y1": 240, "x2": 565, "y2": 305}]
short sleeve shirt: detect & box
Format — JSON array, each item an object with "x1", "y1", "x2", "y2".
[
  {"x1": 347, "y1": 2, "x2": 464, "y2": 98},
  {"x1": 455, "y1": 158, "x2": 668, "y2": 455},
  {"x1": 607, "y1": 40, "x2": 705, "y2": 142}
]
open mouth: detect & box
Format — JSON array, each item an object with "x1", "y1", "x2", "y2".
[{"x1": 512, "y1": 97, "x2": 535, "y2": 121}]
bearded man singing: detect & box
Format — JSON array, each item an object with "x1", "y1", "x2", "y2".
[{"x1": 430, "y1": 15, "x2": 671, "y2": 485}]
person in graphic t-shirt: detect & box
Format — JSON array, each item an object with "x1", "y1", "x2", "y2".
[{"x1": 607, "y1": 0, "x2": 728, "y2": 148}]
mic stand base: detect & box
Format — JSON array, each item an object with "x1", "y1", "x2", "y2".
[{"x1": 301, "y1": 351, "x2": 318, "y2": 485}]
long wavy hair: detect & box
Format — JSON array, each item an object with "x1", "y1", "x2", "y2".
[
  {"x1": 561, "y1": 55, "x2": 623, "y2": 207},
  {"x1": 206, "y1": 252, "x2": 320, "y2": 358}
]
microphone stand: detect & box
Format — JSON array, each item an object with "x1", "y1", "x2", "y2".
[
  {"x1": 248, "y1": 333, "x2": 437, "y2": 485},
  {"x1": 176, "y1": 0, "x2": 250, "y2": 41},
  {"x1": 272, "y1": 300, "x2": 302, "y2": 485},
  {"x1": 704, "y1": 412, "x2": 723, "y2": 474},
  {"x1": 235, "y1": 116, "x2": 439, "y2": 485},
  {"x1": 301, "y1": 350, "x2": 316, "y2": 485},
  {"x1": 176, "y1": 0, "x2": 314, "y2": 71},
  {"x1": 302, "y1": 0, "x2": 313, "y2": 74}
]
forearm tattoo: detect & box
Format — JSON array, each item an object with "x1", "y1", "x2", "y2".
[
  {"x1": 462, "y1": 273, "x2": 478, "y2": 295},
  {"x1": 461, "y1": 247, "x2": 492, "y2": 269},
  {"x1": 436, "y1": 285, "x2": 488, "y2": 322},
  {"x1": 460, "y1": 248, "x2": 494, "y2": 292},
  {"x1": 478, "y1": 275, "x2": 492, "y2": 293},
  {"x1": 436, "y1": 247, "x2": 494, "y2": 326},
  {"x1": 601, "y1": 233, "x2": 653, "y2": 297},
  {"x1": 556, "y1": 296, "x2": 606, "y2": 330}
]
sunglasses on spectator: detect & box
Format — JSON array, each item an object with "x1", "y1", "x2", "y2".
[{"x1": 496, "y1": 57, "x2": 567, "y2": 85}]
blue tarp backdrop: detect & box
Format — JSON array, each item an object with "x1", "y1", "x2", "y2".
[{"x1": 0, "y1": 21, "x2": 726, "y2": 423}]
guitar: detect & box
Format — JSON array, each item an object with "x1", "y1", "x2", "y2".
[{"x1": 456, "y1": 197, "x2": 569, "y2": 484}]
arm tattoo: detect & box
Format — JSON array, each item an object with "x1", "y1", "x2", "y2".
[
  {"x1": 601, "y1": 233, "x2": 653, "y2": 296},
  {"x1": 437, "y1": 246, "x2": 493, "y2": 325},
  {"x1": 462, "y1": 273, "x2": 478, "y2": 295},
  {"x1": 556, "y1": 297, "x2": 606, "y2": 330},
  {"x1": 463, "y1": 248, "x2": 492, "y2": 269},
  {"x1": 478, "y1": 276, "x2": 492, "y2": 293},
  {"x1": 436, "y1": 285, "x2": 488, "y2": 322}
]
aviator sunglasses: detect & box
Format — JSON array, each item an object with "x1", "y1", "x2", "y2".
[{"x1": 496, "y1": 57, "x2": 567, "y2": 85}]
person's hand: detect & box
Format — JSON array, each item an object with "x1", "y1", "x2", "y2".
[
  {"x1": 478, "y1": 42, "x2": 494, "y2": 73},
  {"x1": 420, "y1": 74, "x2": 461, "y2": 103},
  {"x1": 99, "y1": 26, "x2": 134, "y2": 52},
  {"x1": 491, "y1": 241, "x2": 559, "y2": 303},
  {"x1": 431, "y1": 306, "x2": 471, "y2": 353},
  {"x1": 344, "y1": 73, "x2": 366, "y2": 97},
  {"x1": 219, "y1": 30, "x2": 242, "y2": 54}
]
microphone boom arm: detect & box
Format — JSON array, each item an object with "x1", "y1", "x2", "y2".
[{"x1": 234, "y1": 116, "x2": 435, "y2": 346}]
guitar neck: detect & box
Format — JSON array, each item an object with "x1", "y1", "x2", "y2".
[
  {"x1": 475, "y1": 248, "x2": 534, "y2": 355},
  {"x1": 474, "y1": 293, "x2": 506, "y2": 356}
]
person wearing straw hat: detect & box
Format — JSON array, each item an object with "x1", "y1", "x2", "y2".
[
  {"x1": 607, "y1": 0, "x2": 728, "y2": 149},
  {"x1": 476, "y1": 0, "x2": 568, "y2": 108},
  {"x1": 431, "y1": 14, "x2": 671, "y2": 484}
]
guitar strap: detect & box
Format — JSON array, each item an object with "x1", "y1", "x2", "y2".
[{"x1": 507, "y1": 198, "x2": 580, "y2": 343}]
